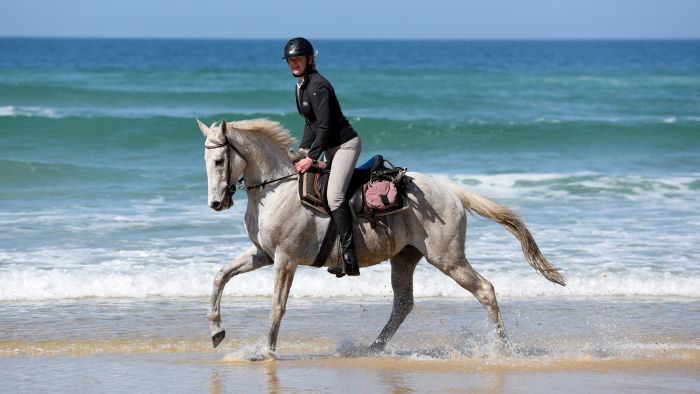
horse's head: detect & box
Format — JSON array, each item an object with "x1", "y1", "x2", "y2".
[{"x1": 197, "y1": 118, "x2": 247, "y2": 211}]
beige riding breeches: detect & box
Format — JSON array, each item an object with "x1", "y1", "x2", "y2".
[{"x1": 324, "y1": 136, "x2": 362, "y2": 211}]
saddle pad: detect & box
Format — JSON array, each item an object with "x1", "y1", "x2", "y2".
[{"x1": 299, "y1": 168, "x2": 330, "y2": 213}]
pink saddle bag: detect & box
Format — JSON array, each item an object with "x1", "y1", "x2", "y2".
[{"x1": 364, "y1": 180, "x2": 398, "y2": 211}]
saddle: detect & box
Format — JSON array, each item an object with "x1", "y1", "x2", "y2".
[
  {"x1": 299, "y1": 155, "x2": 413, "y2": 271},
  {"x1": 298, "y1": 155, "x2": 412, "y2": 219}
]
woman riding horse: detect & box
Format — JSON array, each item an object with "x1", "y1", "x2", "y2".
[{"x1": 286, "y1": 37, "x2": 362, "y2": 277}]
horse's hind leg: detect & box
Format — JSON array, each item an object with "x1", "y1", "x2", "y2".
[
  {"x1": 369, "y1": 246, "x2": 422, "y2": 353},
  {"x1": 208, "y1": 245, "x2": 272, "y2": 348},
  {"x1": 427, "y1": 255, "x2": 506, "y2": 342}
]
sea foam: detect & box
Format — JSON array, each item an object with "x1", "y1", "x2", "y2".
[
  {"x1": 433, "y1": 172, "x2": 700, "y2": 202},
  {"x1": 0, "y1": 105, "x2": 59, "y2": 118},
  {"x1": 2, "y1": 262, "x2": 699, "y2": 301}
]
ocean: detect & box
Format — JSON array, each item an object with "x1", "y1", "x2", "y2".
[{"x1": 1, "y1": 39, "x2": 699, "y2": 392}]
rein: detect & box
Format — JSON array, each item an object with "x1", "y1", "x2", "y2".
[
  {"x1": 245, "y1": 172, "x2": 298, "y2": 191},
  {"x1": 205, "y1": 136, "x2": 297, "y2": 196}
]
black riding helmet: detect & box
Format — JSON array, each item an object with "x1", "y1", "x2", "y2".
[{"x1": 283, "y1": 37, "x2": 315, "y2": 59}]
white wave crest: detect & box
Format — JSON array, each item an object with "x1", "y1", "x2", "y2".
[
  {"x1": 431, "y1": 172, "x2": 700, "y2": 202},
  {"x1": 0, "y1": 105, "x2": 59, "y2": 118},
  {"x1": 0, "y1": 104, "x2": 289, "y2": 119},
  {"x1": 1, "y1": 263, "x2": 698, "y2": 301}
]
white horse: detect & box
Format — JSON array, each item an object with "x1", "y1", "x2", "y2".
[{"x1": 198, "y1": 118, "x2": 565, "y2": 357}]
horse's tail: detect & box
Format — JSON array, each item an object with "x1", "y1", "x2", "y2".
[{"x1": 449, "y1": 184, "x2": 566, "y2": 286}]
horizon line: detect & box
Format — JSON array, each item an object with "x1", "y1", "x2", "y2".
[{"x1": 2, "y1": 35, "x2": 699, "y2": 41}]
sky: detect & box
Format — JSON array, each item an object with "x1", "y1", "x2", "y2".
[{"x1": 1, "y1": 0, "x2": 699, "y2": 40}]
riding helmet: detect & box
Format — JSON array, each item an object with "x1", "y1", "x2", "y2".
[{"x1": 283, "y1": 37, "x2": 315, "y2": 59}]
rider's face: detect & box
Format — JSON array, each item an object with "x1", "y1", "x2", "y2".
[{"x1": 287, "y1": 56, "x2": 307, "y2": 77}]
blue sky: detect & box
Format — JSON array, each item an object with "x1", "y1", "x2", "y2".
[{"x1": 1, "y1": 0, "x2": 698, "y2": 39}]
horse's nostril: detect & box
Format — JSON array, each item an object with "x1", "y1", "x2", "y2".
[{"x1": 211, "y1": 201, "x2": 221, "y2": 209}]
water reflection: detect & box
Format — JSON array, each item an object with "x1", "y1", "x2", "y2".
[
  {"x1": 209, "y1": 370, "x2": 222, "y2": 394},
  {"x1": 265, "y1": 361, "x2": 280, "y2": 394}
]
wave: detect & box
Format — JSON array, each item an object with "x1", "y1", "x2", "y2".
[
  {"x1": 2, "y1": 157, "x2": 697, "y2": 202},
  {"x1": 1, "y1": 263, "x2": 698, "y2": 301},
  {"x1": 0, "y1": 159, "x2": 136, "y2": 185},
  {"x1": 0, "y1": 104, "x2": 290, "y2": 120},
  {"x1": 3, "y1": 101, "x2": 700, "y2": 129},
  {"x1": 0, "y1": 105, "x2": 59, "y2": 118},
  {"x1": 436, "y1": 172, "x2": 700, "y2": 201},
  {"x1": 3, "y1": 112, "x2": 699, "y2": 157}
]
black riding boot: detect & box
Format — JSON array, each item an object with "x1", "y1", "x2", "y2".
[{"x1": 330, "y1": 203, "x2": 360, "y2": 276}]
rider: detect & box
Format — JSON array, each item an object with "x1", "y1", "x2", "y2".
[{"x1": 286, "y1": 37, "x2": 362, "y2": 277}]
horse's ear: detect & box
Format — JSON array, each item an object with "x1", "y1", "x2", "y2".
[
  {"x1": 220, "y1": 119, "x2": 227, "y2": 135},
  {"x1": 196, "y1": 118, "x2": 209, "y2": 138}
]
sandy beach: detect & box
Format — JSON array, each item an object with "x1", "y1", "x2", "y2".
[{"x1": 2, "y1": 297, "x2": 698, "y2": 393}]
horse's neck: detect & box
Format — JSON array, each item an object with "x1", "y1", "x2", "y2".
[
  {"x1": 241, "y1": 138, "x2": 298, "y2": 238},
  {"x1": 228, "y1": 132, "x2": 294, "y2": 184},
  {"x1": 230, "y1": 131, "x2": 295, "y2": 193}
]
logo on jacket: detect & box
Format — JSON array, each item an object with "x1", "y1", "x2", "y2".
[{"x1": 302, "y1": 101, "x2": 309, "y2": 107}]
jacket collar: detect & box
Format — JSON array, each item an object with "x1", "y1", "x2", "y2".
[{"x1": 300, "y1": 69, "x2": 317, "y2": 88}]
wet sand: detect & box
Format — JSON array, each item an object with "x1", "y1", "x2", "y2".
[
  {"x1": 1, "y1": 297, "x2": 699, "y2": 393},
  {"x1": 2, "y1": 351, "x2": 698, "y2": 393}
]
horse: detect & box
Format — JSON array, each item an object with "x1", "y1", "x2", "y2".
[{"x1": 197, "y1": 118, "x2": 565, "y2": 358}]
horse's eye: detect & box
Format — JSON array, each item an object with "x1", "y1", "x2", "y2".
[{"x1": 214, "y1": 159, "x2": 224, "y2": 167}]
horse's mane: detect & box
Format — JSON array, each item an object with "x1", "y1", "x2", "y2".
[{"x1": 229, "y1": 118, "x2": 298, "y2": 154}]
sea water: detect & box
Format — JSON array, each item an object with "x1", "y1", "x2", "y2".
[
  {"x1": 1, "y1": 40, "x2": 699, "y2": 379},
  {"x1": 1, "y1": 39, "x2": 698, "y2": 301}
]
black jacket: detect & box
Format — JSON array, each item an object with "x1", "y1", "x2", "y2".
[{"x1": 297, "y1": 70, "x2": 358, "y2": 160}]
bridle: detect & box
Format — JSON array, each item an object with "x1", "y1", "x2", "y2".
[
  {"x1": 205, "y1": 136, "x2": 245, "y2": 197},
  {"x1": 205, "y1": 135, "x2": 297, "y2": 198}
]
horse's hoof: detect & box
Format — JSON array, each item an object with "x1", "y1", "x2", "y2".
[
  {"x1": 248, "y1": 351, "x2": 276, "y2": 362},
  {"x1": 368, "y1": 342, "x2": 385, "y2": 355},
  {"x1": 495, "y1": 335, "x2": 511, "y2": 356},
  {"x1": 212, "y1": 329, "x2": 226, "y2": 348}
]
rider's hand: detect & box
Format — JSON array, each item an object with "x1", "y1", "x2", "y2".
[{"x1": 295, "y1": 157, "x2": 314, "y2": 173}]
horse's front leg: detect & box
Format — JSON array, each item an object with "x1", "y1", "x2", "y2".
[
  {"x1": 267, "y1": 251, "x2": 297, "y2": 353},
  {"x1": 208, "y1": 245, "x2": 272, "y2": 348}
]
